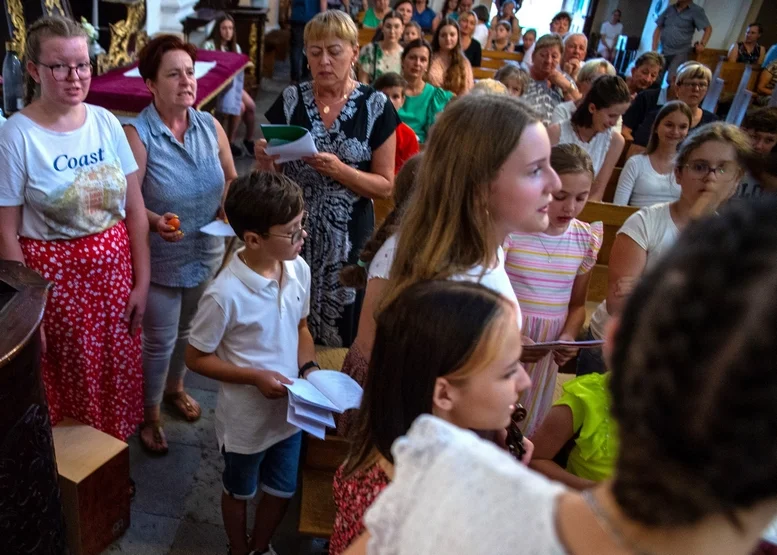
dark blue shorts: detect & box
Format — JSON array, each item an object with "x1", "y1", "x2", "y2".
[{"x1": 221, "y1": 432, "x2": 302, "y2": 500}]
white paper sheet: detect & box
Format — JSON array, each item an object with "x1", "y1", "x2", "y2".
[
  {"x1": 264, "y1": 130, "x2": 318, "y2": 163},
  {"x1": 124, "y1": 61, "x2": 217, "y2": 79},
  {"x1": 199, "y1": 220, "x2": 236, "y2": 237},
  {"x1": 286, "y1": 402, "x2": 327, "y2": 439},
  {"x1": 283, "y1": 379, "x2": 340, "y2": 412},
  {"x1": 290, "y1": 397, "x2": 336, "y2": 427},
  {"x1": 307, "y1": 370, "x2": 363, "y2": 411}
]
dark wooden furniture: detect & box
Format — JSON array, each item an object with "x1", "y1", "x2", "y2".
[
  {"x1": 0, "y1": 261, "x2": 66, "y2": 555},
  {"x1": 183, "y1": 1, "x2": 267, "y2": 95}
]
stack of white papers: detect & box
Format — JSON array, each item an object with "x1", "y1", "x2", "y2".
[{"x1": 283, "y1": 370, "x2": 363, "y2": 439}]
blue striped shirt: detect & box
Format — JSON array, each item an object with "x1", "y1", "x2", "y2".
[{"x1": 131, "y1": 104, "x2": 225, "y2": 287}]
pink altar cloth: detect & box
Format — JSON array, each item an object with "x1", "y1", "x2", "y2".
[{"x1": 85, "y1": 49, "x2": 250, "y2": 116}]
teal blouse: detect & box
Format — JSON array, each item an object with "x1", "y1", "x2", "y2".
[{"x1": 398, "y1": 83, "x2": 453, "y2": 143}]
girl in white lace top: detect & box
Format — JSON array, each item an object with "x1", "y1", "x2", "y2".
[{"x1": 345, "y1": 196, "x2": 777, "y2": 555}]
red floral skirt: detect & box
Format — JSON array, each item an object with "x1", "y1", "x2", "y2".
[{"x1": 20, "y1": 222, "x2": 143, "y2": 440}]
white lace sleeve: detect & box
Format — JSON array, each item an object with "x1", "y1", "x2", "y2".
[
  {"x1": 367, "y1": 235, "x2": 398, "y2": 281},
  {"x1": 364, "y1": 415, "x2": 568, "y2": 555}
]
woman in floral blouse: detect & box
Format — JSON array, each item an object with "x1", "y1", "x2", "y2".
[{"x1": 358, "y1": 11, "x2": 404, "y2": 84}]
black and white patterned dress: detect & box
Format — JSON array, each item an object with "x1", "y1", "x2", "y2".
[{"x1": 266, "y1": 82, "x2": 399, "y2": 347}]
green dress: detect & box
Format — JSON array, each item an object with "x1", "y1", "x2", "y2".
[
  {"x1": 362, "y1": 7, "x2": 382, "y2": 28},
  {"x1": 553, "y1": 372, "x2": 618, "y2": 482},
  {"x1": 398, "y1": 83, "x2": 454, "y2": 143}
]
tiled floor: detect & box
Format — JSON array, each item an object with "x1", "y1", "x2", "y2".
[{"x1": 101, "y1": 66, "x2": 327, "y2": 555}]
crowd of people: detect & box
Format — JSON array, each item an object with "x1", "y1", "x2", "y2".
[{"x1": 1, "y1": 2, "x2": 777, "y2": 555}]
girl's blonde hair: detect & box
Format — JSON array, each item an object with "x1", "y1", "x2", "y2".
[
  {"x1": 23, "y1": 16, "x2": 88, "y2": 105},
  {"x1": 470, "y1": 78, "x2": 508, "y2": 96},
  {"x1": 551, "y1": 144, "x2": 594, "y2": 180},
  {"x1": 381, "y1": 94, "x2": 541, "y2": 308}
]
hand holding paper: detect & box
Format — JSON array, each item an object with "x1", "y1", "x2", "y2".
[
  {"x1": 260, "y1": 124, "x2": 318, "y2": 164},
  {"x1": 282, "y1": 370, "x2": 363, "y2": 439}
]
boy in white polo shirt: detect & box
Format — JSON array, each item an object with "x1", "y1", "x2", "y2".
[{"x1": 185, "y1": 172, "x2": 318, "y2": 555}]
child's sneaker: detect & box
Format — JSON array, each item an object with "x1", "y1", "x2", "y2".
[{"x1": 255, "y1": 545, "x2": 279, "y2": 555}]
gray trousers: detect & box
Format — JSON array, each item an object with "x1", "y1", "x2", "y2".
[{"x1": 142, "y1": 281, "x2": 209, "y2": 407}]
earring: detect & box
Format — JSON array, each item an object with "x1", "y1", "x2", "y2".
[{"x1": 306, "y1": 63, "x2": 310, "y2": 69}]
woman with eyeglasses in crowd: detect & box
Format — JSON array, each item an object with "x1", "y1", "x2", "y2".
[
  {"x1": 580, "y1": 123, "x2": 753, "y2": 376},
  {"x1": 0, "y1": 16, "x2": 149, "y2": 441}
]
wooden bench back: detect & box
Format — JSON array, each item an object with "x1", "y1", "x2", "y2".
[
  {"x1": 358, "y1": 27, "x2": 375, "y2": 47},
  {"x1": 473, "y1": 66, "x2": 497, "y2": 80},
  {"x1": 690, "y1": 48, "x2": 727, "y2": 69},
  {"x1": 481, "y1": 49, "x2": 523, "y2": 63},
  {"x1": 577, "y1": 201, "x2": 638, "y2": 302},
  {"x1": 713, "y1": 61, "x2": 762, "y2": 95}
]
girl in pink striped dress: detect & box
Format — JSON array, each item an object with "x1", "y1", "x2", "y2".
[{"x1": 504, "y1": 144, "x2": 603, "y2": 436}]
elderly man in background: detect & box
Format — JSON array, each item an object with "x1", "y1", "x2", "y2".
[{"x1": 561, "y1": 32, "x2": 587, "y2": 81}]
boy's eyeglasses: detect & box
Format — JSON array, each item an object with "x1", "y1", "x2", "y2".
[{"x1": 264, "y1": 212, "x2": 308, "y2": 244}]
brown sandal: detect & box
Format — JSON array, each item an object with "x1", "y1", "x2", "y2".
[
  {"x1": 163, "y1": 391, "x2": 202, "y2": 422},
  {"x1": 139, "y1": 421, "x2": 168, "y2": 455}
]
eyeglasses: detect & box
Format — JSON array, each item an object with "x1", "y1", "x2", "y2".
[
  {"x1": 264, "y1": 212, "x2": 308, "y2": 244},
  {"x1": 679, "y1": 81, "x2": 708, "y2": 91},
  {"x1": 37, "y1": 62, "x2": 92, "y2": 81},
  {"x1": 683, "y1": 161, "x2": 737, "y2": 180}
]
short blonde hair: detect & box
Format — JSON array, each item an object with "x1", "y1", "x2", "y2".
[
  {"x1": 304, "y1": 9, "x2": 358, "y2": 46},
  {"x1": 577, "y1": 58, "x2": 616, "y2": 84},
  {"x1": 470, "y1": 79, "x2": 508, "y2": 96},
  {"x1": 676, "y1": 63, "x2": 712, "y2": 86}
]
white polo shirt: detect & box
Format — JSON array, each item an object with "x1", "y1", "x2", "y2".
[{"x1": 189, "y1": 249, "x2": 311, "y2": 455}]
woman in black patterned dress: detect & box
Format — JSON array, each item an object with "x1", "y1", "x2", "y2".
[{"x1": 258, "y1": 10, "x2": 398, "y2": 347}]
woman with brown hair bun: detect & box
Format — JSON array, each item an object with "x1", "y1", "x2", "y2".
[{"x1": 0, "y1": 16, "x2": 149, "y2": 440}]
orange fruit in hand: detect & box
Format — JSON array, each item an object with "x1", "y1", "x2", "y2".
[{"x1": 168, "y1": 216, "x2": 181, "y2": 231}]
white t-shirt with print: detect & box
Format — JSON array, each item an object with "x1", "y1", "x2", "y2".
[
  {"x1": 188, "y1": 251, "x2": 311, "y2": 455},
  {"x1": 370, "y1": 235, "x2": 523, "y2": 328},
  {"x1": 0, "y1": 104, "x2": 139, "y2": 240},
  {"x1": 589, "y1": 202, "x2": 679, "y2": 339}
]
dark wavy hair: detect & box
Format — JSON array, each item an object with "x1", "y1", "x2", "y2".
[
  {"x1": 610, "y1": 196, "x2": 777, "y2": 527},
  {"x1": 571, "y1": 74, "x2": 631, "y2": 128},
  {"x1": 431, "y1": 17, "x2": 468, "y2": 94}
]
